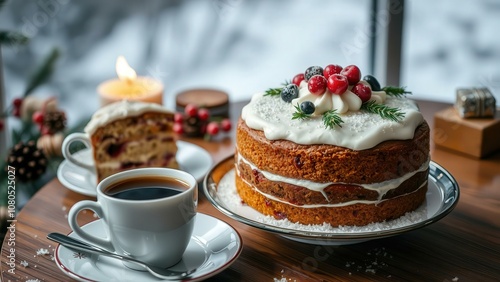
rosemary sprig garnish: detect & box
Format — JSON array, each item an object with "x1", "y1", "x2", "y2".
[
  {"x1": 264, "y1": 80, "x2": 293, "y2": 96},
  {"x1": 292, "y1": 105, "x2": 344, "y2": 128},
  {"x1": 322, "y1": 109, "x2": 343, "y2": 128},
  {"x1": 264, "y1": 87, "x2": 282, "y2": 96},
  {"x1": 292, "y1": 104, "x2": 311, "y2": 120},
  {"x1": 361, "y1": 101, "x2": 405, "y2": 122},
  {"x1": 382, "y1": 86, "x2": 411, "y2": 98}
]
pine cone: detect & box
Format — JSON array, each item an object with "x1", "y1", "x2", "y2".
[
  {"x1": 6, "y1": 141, "x2": 48, "y2": 182},
  {"x1": 42, "y1": 110, "x2": 66, "y2": 134}
]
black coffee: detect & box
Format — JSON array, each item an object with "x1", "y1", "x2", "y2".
[{"x1": 104, "y1": 176, "x2": 189, "y2": 201}]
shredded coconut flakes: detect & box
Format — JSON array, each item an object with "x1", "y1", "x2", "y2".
[{"x1": 217, "y1": 169, "x2": 427, "y2": 234}]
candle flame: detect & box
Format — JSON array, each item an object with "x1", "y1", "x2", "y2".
[{"x1": 116, "y1": 56, "x2": 137, "y2": 83}]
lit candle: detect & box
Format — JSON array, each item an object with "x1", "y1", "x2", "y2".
[{"x1": 97, "y1": 56, "x2": 164, "y2": 106}]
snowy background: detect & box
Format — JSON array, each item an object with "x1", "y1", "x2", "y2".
[{"x1": 1, "y1": 0, "x2": 500, "y2": 128}]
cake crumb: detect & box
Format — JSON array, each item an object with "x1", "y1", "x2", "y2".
[
  {"x1": 452, "y1": 277, "x2": 459, "y2": 281},
  {"x1": 365, "y1": 268, "x2": 376, "y2": 274},
  {"x1": 36, "y1": 248, "x2": 49, "y2": 256}
]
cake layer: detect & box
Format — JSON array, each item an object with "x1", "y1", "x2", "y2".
[
  {"x1": 235, "y1": 176, "x2": 428, "y2": 226},
  {"x1": 236, "y1": 118, "x2": 430, "y2": 184},
  {"x1": 236, "y1": 156, "x2": 429, "y2": 206}
]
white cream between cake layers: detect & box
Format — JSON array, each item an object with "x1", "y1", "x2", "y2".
[
  {"x1": 84, "y1": 100, "x2": 174, "y2": 135},
  {"x1": 241, "y1": 91, "x2": 424, "y2": 151},
  {"x1": 235, "y1": 153, "x2": 429, "y2": 208}
]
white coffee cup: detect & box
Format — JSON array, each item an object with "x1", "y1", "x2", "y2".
[
  {"x1": 68, "y1": 168, "x2": 198, "y2": 269},
  {"x1": 62, "y1": 132, "x2": 95, "y2": 174}
]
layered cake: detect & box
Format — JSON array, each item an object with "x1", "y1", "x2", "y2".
[
  {"x1": 85, "y1": 100, "x2": 178, "y2": 182},
  {"x1": 235, "y1": 64, "x2": 430, "y2": 226}
]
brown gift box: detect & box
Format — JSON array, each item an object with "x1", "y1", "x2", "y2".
[{"x1": 433, "y1": 107, "x2": 500, "y2": 158}]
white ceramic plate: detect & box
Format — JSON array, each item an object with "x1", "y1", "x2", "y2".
[
  {"x1": 57, "y1": 141, "x2": 212, "y2": 197},
  {"x1": 203, "y1": 156, "x2": 460, "y2": 245},
  {"x1": 54, "y1": 213, "x2": 242, "y2": 282}
]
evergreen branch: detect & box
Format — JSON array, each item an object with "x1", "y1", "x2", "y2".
[
  {"x1": 322, "y1": 109, "x2": 343, "y2": 129},
  {"x1": 292, "y1": 104, "x2": 311, "y2": 120},
  {"x1": 0, "y1": 0, "x2": 8, "y2": 10},
  {"x1": 0, "y1": 31, "x2": 29, "y2": 46},
  {"x1": 361, "y1": 101, "x2": 405, "y2": 122},
  {"x1": 264, "y1": 87, "x2": 282, "y2": 97},
  {"x1": 382, "y1": 86, "x2": 411, "y2": 98},
  {"x1": 23, "y1": 47, "x2": 60, "y2": 97}
]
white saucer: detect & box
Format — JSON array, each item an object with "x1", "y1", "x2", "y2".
[
  {"x1": 54, "y1": 213, "x2": 242, "y2": 282},
  {"x1": 57, "y1": 141, "x2": 212, "y2": 197},
  {"x1": 204, "y1": 156, "x2": 460, "y2": 245}
]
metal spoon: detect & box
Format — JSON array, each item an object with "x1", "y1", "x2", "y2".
[{"x1": 47, "y1": 232, "x2": 196, "y2": 280}]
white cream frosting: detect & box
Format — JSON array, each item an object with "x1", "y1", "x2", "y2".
[
  {"x1": 241, "y1": 89, "x2": 423, "y2": 150},
  {"x1": 251, "y1": 178, "x2": 428, "y2": 208},
  {"x1": 236, "y1": 153, "x2": 429, "y2": 206},
  {"x1": 84, "y1": 100, "x2": 173, "y2": 135}
]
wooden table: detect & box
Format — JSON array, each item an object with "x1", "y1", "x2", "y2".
[{"x1": 2, "y1": 100, "x2": 499, "y2": 282}]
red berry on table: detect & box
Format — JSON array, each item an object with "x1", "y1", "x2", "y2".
[
  {"x1": 32, "y1": 111, "x2": 44, "y2": 124},
  {"x1": 221, "y1": 119, "x2": 232, "y2": 132},
  {"x1": 197, "y1": 108, "x2": 210, "y2": 121},
  {"x1": 323, "y1": 64, "x2": 343, "y2": 79},
  {"x1": 0, "y1": 120, "x2": 4, "y2": 131},
  {"x1": 340, "y1": 65, "x2": 361, "y2": 85},
  {"x1": 13, "y1": 98, "x2": 23, "y2": 108},
  {"x1": 184, "y1": 104, "x2": 198, "y2": 117},
  {"x1": 173, "y1": 123, "x2": 184, "y2": 134},
  {"x1": 292, "y1": 73, "x2": 305, "y2": 86},
  {"x1": 351, "y1": 82, "x2": 372, "y2": 103},
  {"x1": 307, "y1": 75, "x2": 327, "y2": 95},
  {"x1": 206, "y1": 122, "x2": 219, "y2": 135},
  {"x1": 327, "y1": 74, "x2": 349, "y2": 95},
  {"x1": 174, "y1": 112, "x2": 184, "y2": 123}
]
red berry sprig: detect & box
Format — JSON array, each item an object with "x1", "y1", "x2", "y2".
[
  {"x1": 173, "y1": 104, "x2": 232, "y2": 140},
  {"x1": 12, "y1": 98, "x2": 23, "y2": 117}
]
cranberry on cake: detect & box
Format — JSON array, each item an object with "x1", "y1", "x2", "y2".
[
  {"x1": 235, "y1": 64, "x2": 430, "y2": 227},
  {"x1": 84, "y1": 100, "x2": 178, "y2": 182}
]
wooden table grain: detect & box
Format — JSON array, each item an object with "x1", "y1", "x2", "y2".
[{"x1": 2, "y1": 100, "x2": 499, "y2": 282}]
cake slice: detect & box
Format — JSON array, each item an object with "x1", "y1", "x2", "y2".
[{"x1": 84, "y1": 100, "x2": 178, "y2": 182}]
